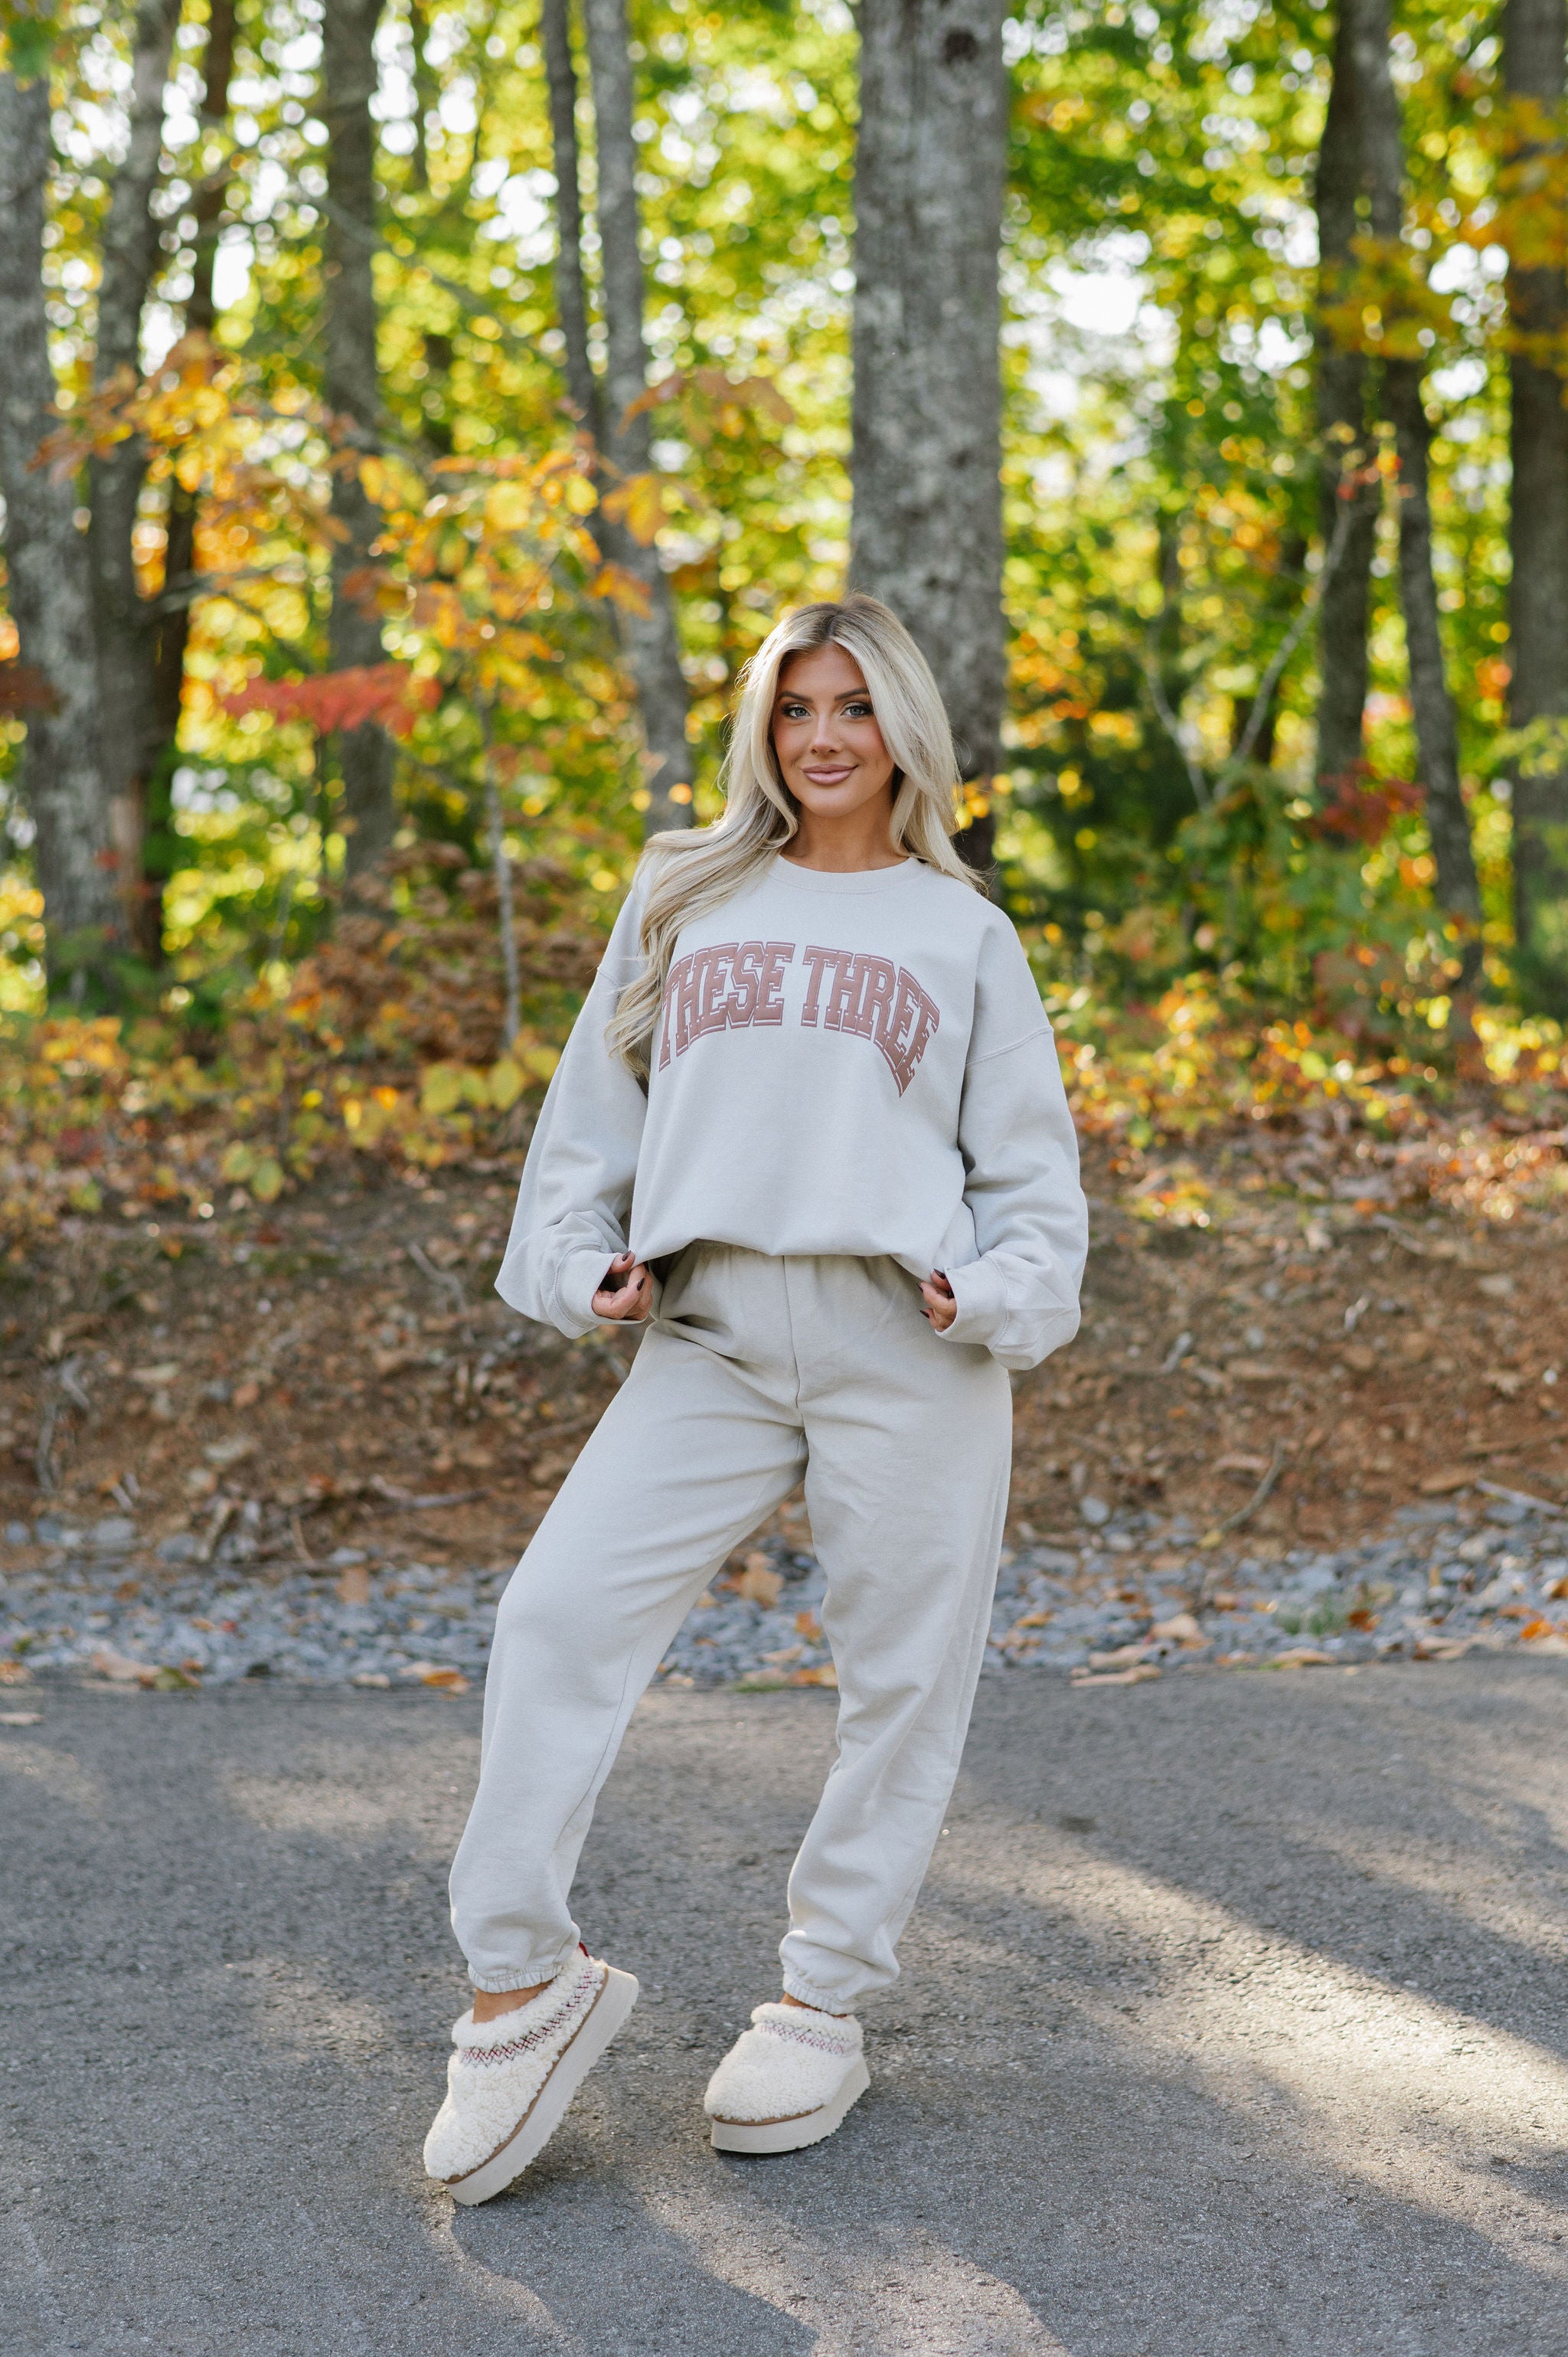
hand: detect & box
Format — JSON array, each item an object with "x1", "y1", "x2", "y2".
[
  {"x1": 920, "y1": 1270, "x2": 956, "y2": 1332},
  {"x1": 593, "y1": 1252, "x2": 653, "y2": 1323}
]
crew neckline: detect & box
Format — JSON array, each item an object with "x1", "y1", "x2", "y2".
[{"x1": 770, "y1": 855, "x2": 923, "y2": 895}]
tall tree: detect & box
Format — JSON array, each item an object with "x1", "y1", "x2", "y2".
[
  {"x1": 1503, "y1": 0, "x2": 1568, "y2": 1011},
  {"x1": 577, "y1": 0, "x2": 694, "y2": 835},
  {"x1": 1312, "y1": 5, "x2": 1380, "y2": 795},
  {"x1": 1345, "y1": 0, "x2": 1481, "y2": 950},
  {"x1": 0, "y1": 66, "x2": 125, "y2": 981},
  {"x1": 87, "y1": 0, "x2": 181, "y2": 960},
  {"x1": 322, "y1": 0, "x2": 397, "y2": 875},
  {"x1": 152, "y1": 0, "x2": 237, "y2": 741},
  {"x1": 848, "y1": 0, "x2": 1008, "y2": 875},
  {"x1": 540, "y1": 0, "x2": 601, "y2": 440}
]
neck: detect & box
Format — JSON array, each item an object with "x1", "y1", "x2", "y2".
[{"x1": 782, "y1": 799, "x2": 905, "y2": 873}]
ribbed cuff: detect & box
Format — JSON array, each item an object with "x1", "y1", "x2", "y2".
[
  {"x1": 468, "y1": 1950, "x2": 573, "y2": 1996},
  {"x1": 779, "y1": 1966, "x2": 858, "y2": 2015},
  {"x1": 936, "y1": 1256, "x2": 1009, "y2": 1348}
]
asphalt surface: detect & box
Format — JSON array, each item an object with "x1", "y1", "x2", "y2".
[{"x1": 4, "y1": 1662, "x2": 1567, "y2": 2356}]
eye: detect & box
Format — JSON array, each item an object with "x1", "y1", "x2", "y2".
[
  {"x1": 843, "y1": 701, "x2": 874, "y2": 718},
  {"x1": 779, "y1": 701, "x2": 810, "y2": 718}
]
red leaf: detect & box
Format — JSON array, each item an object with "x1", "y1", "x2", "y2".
[
  {"x1": 223, "y1": 663, "x2": 437, "y2": 739},
  {"x1": 0, "y1": 662, "x2": 60, "y2": 718}
]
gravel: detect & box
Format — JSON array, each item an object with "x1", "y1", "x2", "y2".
[{"x1": 4, "y1": 1482, "x2": 1566, "y2": 1695}]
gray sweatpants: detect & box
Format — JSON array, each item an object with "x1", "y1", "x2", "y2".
[{"x1": 449, "y1": 1243, "x2": 1012, "y2": 2011}]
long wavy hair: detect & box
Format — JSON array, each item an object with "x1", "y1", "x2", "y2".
[{"x1": 606, "y1": 593, "x2": 982, "y2": 1074}]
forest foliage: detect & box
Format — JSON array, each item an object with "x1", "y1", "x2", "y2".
[{"x1": 1, "y1": 0, "x2": 1566, "y2": 1250}]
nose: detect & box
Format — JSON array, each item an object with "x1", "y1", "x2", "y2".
[{"x1": 808, "y1": 709, "x2": 841, "y2": 753}]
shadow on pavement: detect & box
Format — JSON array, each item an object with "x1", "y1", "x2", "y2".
[{"x1": 2, "y1": 1666, "x2": 1566, "y2": 2354}]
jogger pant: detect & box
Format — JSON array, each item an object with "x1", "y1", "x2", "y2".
[{"x1": 449, "y1": 1243, "x2": 1013, "y2": 2012}]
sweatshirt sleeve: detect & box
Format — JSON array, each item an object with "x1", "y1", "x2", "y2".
[
  {"x1": 938, "y1": 919, "x2": 1087, "y2": 1373},
  {"x1": 494, "y1": 885, "x2": 650, "y2": 1336}
]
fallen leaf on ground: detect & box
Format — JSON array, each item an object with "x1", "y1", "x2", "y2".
[
  {"x1": 351, "y1": 1671, "x2": 390, "y2": 1688},
  {"x1": 1420, "y1": 1469, "x2": 1472, "y2": 1495},
  {"x1": 90, "y1": 1646, "x2": 153, "y2": 1685},
  {"x1": 1072, "y1": 1663, "x2": 1161, "y2": 1688},
  {"x1": 789, "y1": 1663, "x2": 838, "y2": 1688},
  {"x1": 1267, "y1": 1647, "x2": 1334, "y2": 1670},
  {"x1": 0, "y1": 1660, "x2": 32, "y2": 1685},
  {"x1": 1087, "y1": 1642, "x2": 1155, "y2": 1669},
  {"x1": 1341, "y1": 1345, "x2": 1377, "y2": 1375},
  {"x1": 336, "y1": 1564, "x2": 371, "y2": 1605},
  {"x1": 1413, "y1": 1636, "x2": 1474, "y2": 1661},
  {"x1": 1149, "y1": 1611, "x2": 1204, "y2": 1644},
  {"x1": 733, "y1": 1555, "x2": 782, "y2": 1607},
  {"x1": 0, "y1": 1709, "x2": 41, "y2": 1724}
]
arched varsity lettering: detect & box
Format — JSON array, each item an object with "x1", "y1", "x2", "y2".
[{"x1": 658, "y1": 940, "x2": 798, "y2": 1064}]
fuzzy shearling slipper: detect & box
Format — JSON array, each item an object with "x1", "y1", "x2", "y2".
[
  {"x1": 423, "y1": 1949, "x2": 639, "y2": 2204},
  {"x1": 704, "y1": 2002, "x2": 869, "y2": 2155}
]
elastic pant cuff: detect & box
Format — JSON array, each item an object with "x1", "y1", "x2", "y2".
[
  {"x1": 468, "y1": 1956, "x2": 570, "y2": 1996},
  {"x1": 780, "y1": 1966, "x2": 857, "y2": 2015}
]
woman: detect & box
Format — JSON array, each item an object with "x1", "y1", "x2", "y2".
[{"x1": 423, "y1": 594, "x2": 1086, "y2": 2204}]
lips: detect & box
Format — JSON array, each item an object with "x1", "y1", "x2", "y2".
[{"x1": 802, "y1": 767, "x2": 854, "y2": 784}]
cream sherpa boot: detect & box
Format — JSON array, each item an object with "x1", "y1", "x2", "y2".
[
  {"x1": 704, "y1": 2002, "x2": 870, "y2": 2155},
  {"x1": 423, "y1": 1949, "x2": 639, "y2": 2205}
]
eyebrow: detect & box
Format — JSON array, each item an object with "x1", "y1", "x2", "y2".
[{"x1": 776, "y1": 688, "x2": 872, "y2": 704}]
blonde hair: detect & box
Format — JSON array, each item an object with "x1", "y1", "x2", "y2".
[{"x1": 606, "y1": 593, "x2": 982, "y2": 1074}]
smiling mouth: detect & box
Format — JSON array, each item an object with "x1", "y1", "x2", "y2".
[{"x1": 802, "y1": 765, "x2": 854, "y2": 783}]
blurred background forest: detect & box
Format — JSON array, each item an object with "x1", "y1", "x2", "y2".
[{"x1": 1, "y1": 0, "x2": 1566, "y2": 1248}]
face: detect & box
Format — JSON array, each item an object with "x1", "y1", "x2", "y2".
[{"x1": 770, "y1": 642, "x2": 897, "y2": 823}]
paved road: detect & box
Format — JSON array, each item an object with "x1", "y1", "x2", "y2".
[{"x1": 4, "y1": 1662, "x2": 1568, "y2": 2356}]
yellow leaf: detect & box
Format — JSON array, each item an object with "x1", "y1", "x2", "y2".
[
  {"x1": 220, "y1": 1141, "x2": 256, "y2": 1182},
  {"x1": 564, "y1": 473, "x2": 597, "y2": 514},
  {"x1": 603, "y1": 472, "x2": 665, "y2": 546},
  {"x1": 488, "y1": 1057, "x2": 525, "y2": 1110},
  {"x1": 250, "y1": 1157, "x2": 285, "y2": 1203},
  {"x1": 590, "y1": 563, "x2": 651, "y2": 618},
  {"x1": 484, "y1": 481, "x2": 532, "y2": 533},
  {"x1": 420, "y1": 1064, "x2": 464, "y2": 1116},
  {"x1": 521, "y1": 1046, "x2": 560, "y2": 1084}
]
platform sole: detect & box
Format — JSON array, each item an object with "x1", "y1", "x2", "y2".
[
  {"x1": 709, "y1": 2057, "x2": 871, "y2": 2156},
  {"x1": 445, "y1": 1966, "x2": 639, "y2": 2206}
]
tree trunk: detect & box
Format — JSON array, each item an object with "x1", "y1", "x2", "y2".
[
  {"x1": 145, "y1": 0, "x2": 239, "y2": 966},
  {"x1": 87, "y1": 0, "x2": 181, "y2": 961},
  {"x1": 1313, "y1": 4, "x2": 1379, "y2": 792},
  {"x1": 1504, "y1": 0, "x2": 1568, "y2": 1011},
  {"x1": 0, "y1": 72, "x2": 125, "y2": 979},
  {"x1": 1346, "y1": 0, "x2": 1481, "y2": 941},
  {"x1": 408, "y1": 0, "x2": 437, "y2": 194},
  {"x1": 322, "y1": 0, "x2": 396, "y2": 876},
  {"x1": 578, "y1": 0, "x2": 694, "y2": 836},
  {"x1": 540, "y1": 0, "x2": 602, "y2": 437},
  {"x1": 848, "y1": 0, "x2": 1008, "y2": 877}
]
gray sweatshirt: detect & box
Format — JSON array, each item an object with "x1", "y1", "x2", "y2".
[{"x1": 496, "y1": 855, "x2": 1087, "y2": 1370}]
